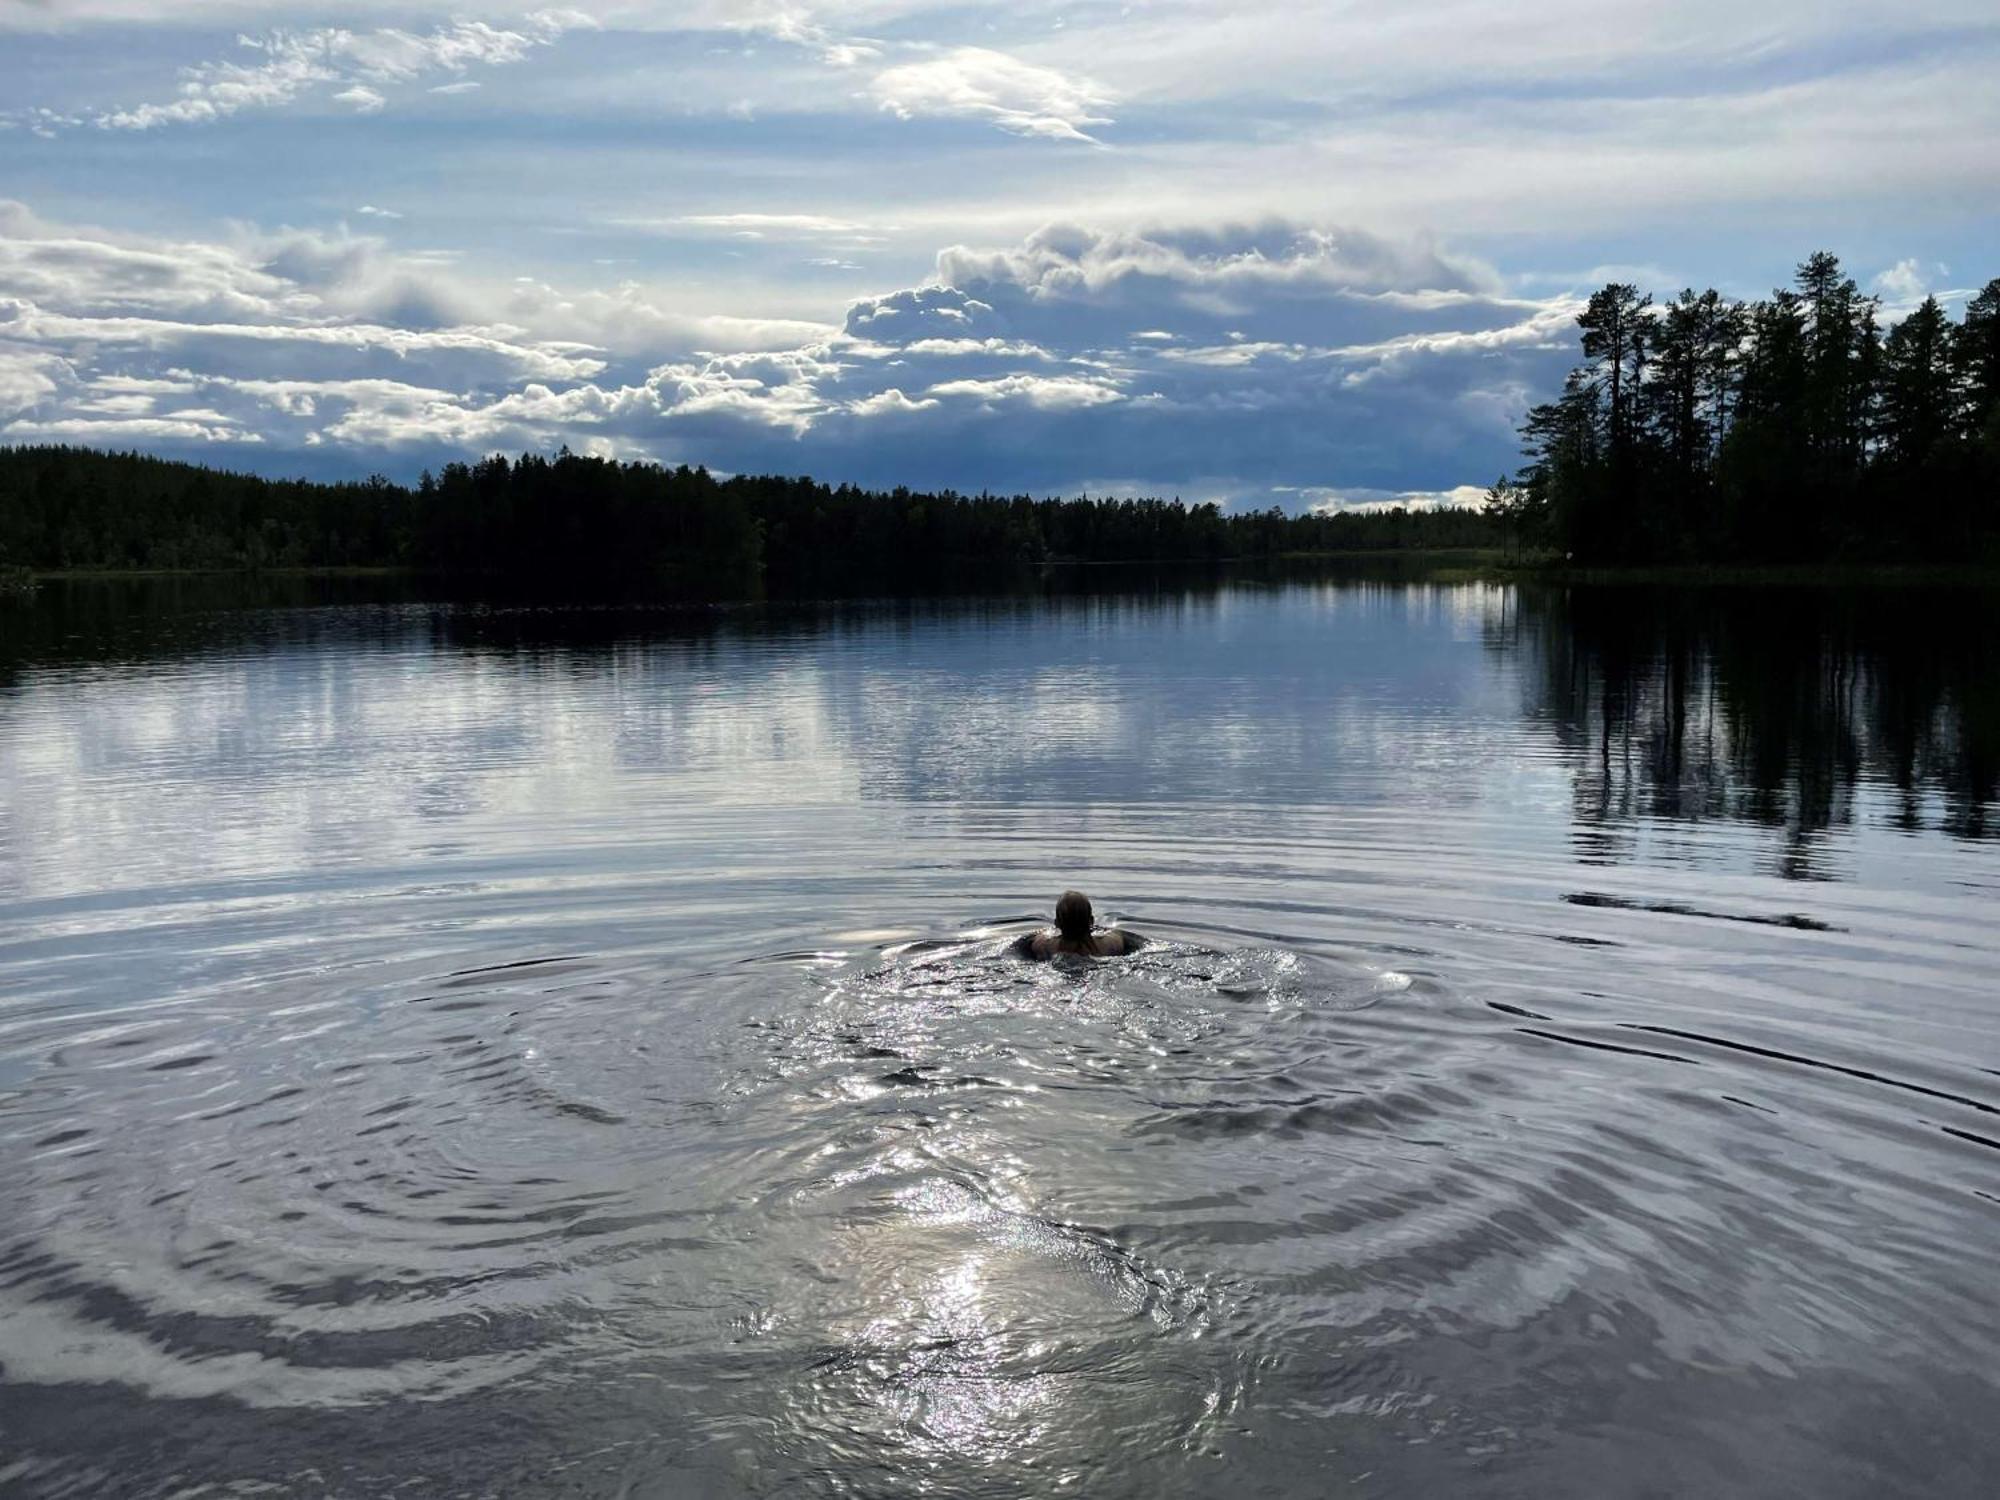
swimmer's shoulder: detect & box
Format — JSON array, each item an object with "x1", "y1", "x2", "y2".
[
  {"x1": 1008, "y1": 931, "x2": 1056, "y2": 959},
  {"x1": 1009, "y1": 928, "x2": 1147, "y2": 961}
]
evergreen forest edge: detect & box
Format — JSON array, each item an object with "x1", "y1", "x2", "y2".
[{"x1": 1496, "y1": 255, "x2": 1999, "y2": 564}]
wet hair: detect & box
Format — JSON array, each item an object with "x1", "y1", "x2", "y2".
[{"x1": 1055, "y1": 890, "x2": 1094, "y2": 940}]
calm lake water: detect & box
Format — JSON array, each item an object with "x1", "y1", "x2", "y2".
[{"x1": 1, "y1": 572, "x2": 1996, "y2": 1498}]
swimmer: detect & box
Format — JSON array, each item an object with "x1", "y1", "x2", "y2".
[{"x1": 1012, "y1": 890, "x2": 1146, "y2": 959}]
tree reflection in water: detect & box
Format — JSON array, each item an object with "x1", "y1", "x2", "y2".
[{"x1": 1491, "y1": 584, "x2": 1999, "y2": 877}]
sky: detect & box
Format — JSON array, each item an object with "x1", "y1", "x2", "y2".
[{"x1": 1, "y1": 1, "x2": 1996, "y2": 510}]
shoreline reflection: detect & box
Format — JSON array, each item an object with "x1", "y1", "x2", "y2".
[{"x1": 1490, "y1": 583, "x2": 1998, "y2": 876}]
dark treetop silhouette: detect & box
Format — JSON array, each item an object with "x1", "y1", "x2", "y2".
[
  {"x1": 0, "y1": 446, "x2": 1503, "y2": 594},
  {"x1": 1494, "y1": 253, "x2": 2000, "y2": 565}
]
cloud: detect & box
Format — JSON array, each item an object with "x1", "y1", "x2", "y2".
[
  {"x1": 0, "y1": 202, "x2": 1579, "y2": 502},
  {"x1": 884, "y1": 337, "x2": 1053, "y2": 360},
  {"x1": 333, "y1": 85, "x2": 387, "y2": 113},
  {"x1": 9, "y1": 303, "x2": 605, "y2": 380},
  {"x1": 0, "y1": 201, "x2": 610, "y2": 460},
  {"x1": 8, "y1": 2, "x2": 1992, "y2": 255},
  {"x1": 926, "y1": 372, "x2": 1124, "y2": 410},
  {"x1": 1301, "y1": 484, "x2": 1493, "y2": 513},
  {"x1": 870, "y1": 47, "x2": 1113, "y2": 142},
  {"x1": 841, "y1": 222, "x2": 1515, "y2": 358},
  {"x1": 739, "y1": 9, "x2": 884, "y2": 69},
  {"x1": 849, "y1": 388, "x2": 938, "y2": 417},
  {"x1": 932, "y1": 221, "x2": 1498, "y2": 303},
  {"x1": 3, "y1": 413, "x2": 255, "y2": 443},
  {"x1": 1161, "y1": 340, "x2": 1311, "y2": 368},
  {"x1": 0, "y1": 200, "x2": 318, "y2": 321},
  {"x1": 1872, "y1": 257, "x2": 1930, "y2": 305},
  {"x1": 50, "y1": 12, "x2": 592, "y2": 133},
  {"x1": 493, "y1": 275, "x2": 841, "y2": 356},
  {"x1": 0, "y1": 346, "x2": 67, "y2": 418},
  {"x1": 647, "y1": 347, "x2": 842, "y2": 433}
]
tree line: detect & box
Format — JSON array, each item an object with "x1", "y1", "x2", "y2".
[
  {"x1": 0, "y1": 445, "x2": 1505, "y2": 594},
  {"x1": 1496, "y1": 254, "x2": 2000, "y2": 563}
]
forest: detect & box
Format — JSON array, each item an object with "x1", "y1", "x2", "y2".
[
  {"x1": 0, "y1": 445, "x2": 1503, "y2": 594},
  {"x1": 1499, "y1": 254, "x2": 2000, "y2": 563}
]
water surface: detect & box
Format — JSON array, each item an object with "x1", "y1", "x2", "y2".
[{"x1": 1, "y1": 575, "x2": 1996, "y2": 1497}]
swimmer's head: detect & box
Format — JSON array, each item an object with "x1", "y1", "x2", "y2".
[{"x1": 1055, "y1": 890, "x2": 1094, "y2": 940}]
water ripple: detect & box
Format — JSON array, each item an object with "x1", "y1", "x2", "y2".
[{"x1": 2, "y1": 583, "x2": 1997, "y2": 1496}]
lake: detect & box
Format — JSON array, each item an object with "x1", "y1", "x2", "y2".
[{"x1": 1, "y1": 572, "x2": 1996, "y2": 1497}]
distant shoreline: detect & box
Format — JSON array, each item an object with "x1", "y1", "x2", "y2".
[
  {"x1": 24, "y1": 552, "x2": 2000, "y2": 591},
  {"x1": 1480, "y1": 560, "x2": 2000, "y2": 587}
]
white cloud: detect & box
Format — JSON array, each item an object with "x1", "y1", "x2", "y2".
[
  {"x1": 646, "y1": 347, "x2": 842, "y2": 433},
  {"x1": 333, "y1": 85, "x2": 387, "y2": 113},
  {"x1": 67, "y1": 13, "x2": 592, "y2": 133},
  {"x1": 9, "y1": 3, "x2": 1990, "y2": 254},
  {"x1": 851, "y1": 335, "x2": 1052, "y2": 360},
  {"x1": 1328, "y1": 302, "x2": 1582, "y2": 384},
  {"x1": 871, "y1": 47, "x2": 1113, "y2": 143},
  {"x1": 9, "y1": 305, "x2": 606, "y2": 381},
  {"x1": 91, "y1": 374, "x2": 197, "y2": 395},
  {"x1": 849, "y1": 387, "x2": 938, "y2": 417},
  {"x1": 494, "y1": 275, "x2": 841, "y2": 356},
  {"x1": 315, "y1": 377, "x2": 622, "y2": 449},
  {"x1": 0, "y1": 201, "x2": 315, "y2": 321},
  {"x1": 926, "y1": 372, "x2": 1124, "y2": 409},
  {"x1": 0, "y1": 204, "x2": 610, "y2": 428},
  {"x1": 930, "y1": 222, "x2": 1499, "y2": 305},
  {"x1": 73, "y1": 392, "x2": 158, "y2": 414},
  {"x1": 4, "y1": 414, "x2": 254, "y2": 443},
  {"x1": 0, "y1": 346, "x2": 67, "y2": 417},
  {"x1": 820, "y1": 41, "x2": 881, "y2": 68},
  {"x1": 739, "y1": 9, "x2": 884, "y2": 69},
  {"x1": 1161, "y1": 340, "x2": 1311, "y2": 367},
  {"x1": 1302, "y1": 484, "x2": 1493, "y2": 513},
  {"x1": 4, "y1": 209, "x2": 830, "y2": 376},
  {"x1": 355, "y1": 205, "x2": 402, "y2": 219},
  {"x1": 1872, "y1": 257, "x2": 1930, "y2": 306}
]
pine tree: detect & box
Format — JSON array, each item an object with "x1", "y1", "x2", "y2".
[
  {"x1": 1957, "y1": 279, "x2": 2000, "y2": 438},
  {"x1": 1877, "y1": 297, "x2": 1956, "y2": 467},
  {"x1": 1576, "y1": 284, "x2": 1652, "y2": 464},
  {"x1": 1795, "y1": 252, "x2": 1878, "y2": 474},
  {"x1": 1519, "y1": 368, "x2": 1604, "y2": 557}
]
